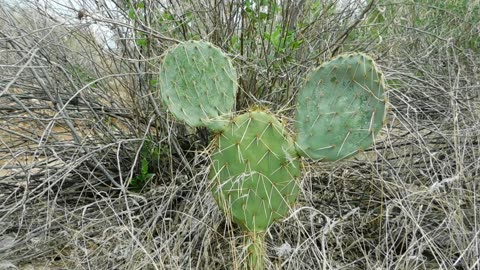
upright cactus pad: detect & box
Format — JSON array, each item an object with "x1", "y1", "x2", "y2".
[
  {"x1": 295, "y1": 53, "x2": 386, "y2": 161},
  {"x1": 209, "y1": 110, "x2": 301, "y2": 233},
  {"x1": 159, "y1": 41, "x2": 237, "y2": 131}
]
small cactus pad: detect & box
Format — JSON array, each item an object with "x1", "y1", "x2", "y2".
[
  {"x1": 159, "y1": 41, "x2": 237, "y2": 131},
  {"x1": 295, "y1": 53, "x2": 386, "y2": 161},
  {"x1": 210, "y1": 110, "x2": 301, "y2": 232}
]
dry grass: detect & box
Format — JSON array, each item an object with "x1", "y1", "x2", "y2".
[{"x1": 1, "y1": 0, "x2": 479, "y2": 269}]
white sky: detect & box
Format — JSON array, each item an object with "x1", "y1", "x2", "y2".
[{"x1": 4, "y1": 0, "x2": 120, "y2": 50}]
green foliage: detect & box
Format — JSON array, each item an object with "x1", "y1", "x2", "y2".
[
  {"x1": 123, "y1": 0, "x2": 151, "y2": 49},
  {"x1": 263, "y1": 26, "x2": 303, "y2": 54},
  {"x1": 346, "y1": 0, "x2": 480, "y2": 53},
  {"x1": 135, "y1": 37, "x2": 149, "y2": 48},
  {"x1": 125, "y1": 0, "x2": 144, "y2": 20},
  {"x1": 224, "y1": 0, "x2": 307, "y2": 105},
  {"x1": 295, "y1": 53, "x2": 386, "y2": 161},
  {"x1": 155, "y1": 9, "x2": 195, "y2": 39},
  {"x1": 129, "y1": 157, "x2": 155, "y2": 192},
  {"x1": 129, "y1": 140, "x2": 162, "y2": 192},
  {"x1": 243, "y1": 0, "x2": 277, "y2": 22},
  {"x1": 413, "y1": 0, "x2": 480, "y2": 51},
  {"x1": 149, "y1": 79, "x2": 157, "y2": 88}
]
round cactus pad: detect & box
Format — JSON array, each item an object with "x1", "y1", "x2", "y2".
[
  {"x1": 295, "y1": 53, "x2": 386, "y2": 161},
  {"x1": 210, "y1": 110, "x2": 301, "y2": 232},
  {"x1": 159, "y1": 41, "x2": 237, "y2": 131}
]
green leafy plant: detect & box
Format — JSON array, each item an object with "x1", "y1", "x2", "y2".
[
  {"x1": 158, "y1": 40, "x2": 387, "y2": 269},
  {"x1": 129, "y1": 140, "x2": 161, "y2": 192},
  {"x1": 129, "y1": 157, "x2": 154, "y2": 192},
  {"x1": 264, "y1": 25, "x2": 303, "y2": 54}
]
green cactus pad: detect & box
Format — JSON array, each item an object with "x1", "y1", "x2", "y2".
[
  {"x1": 210, "y1": 110, "x2": 301, "y2": 233},
  {"x1": 295, "y1": 53, "x2": 386, "y2": 161},
  {"x1": 159, "y1": 41, "x2": 237, "y2": 131}
]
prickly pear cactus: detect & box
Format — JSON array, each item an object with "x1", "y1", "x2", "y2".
[
  {"x1": 209, "y1": 109, "x2": 300, "y2": 269},
  {"x1": 210, "y1": 110, "x2": 300, "y2": 233},
  {"x1": 159, "y1": 40, "x2": 237, "y2": 131},
  {"x1": 157, "y1": 40, "x2": 387, "y2": 270},
  {"x1": 295, "y1": 53, "x2": 386, "y2": 161}
]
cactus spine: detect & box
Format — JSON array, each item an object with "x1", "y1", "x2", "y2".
[{"x1": 158, "y1": 41, "x2": 387, "y2": 269}]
